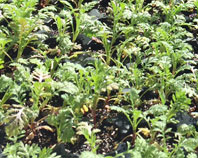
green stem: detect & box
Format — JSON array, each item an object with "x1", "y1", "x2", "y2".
[
  {"x1": 162, "y1": 128, "x2": 168, "y2": 154},
  {"x1": 72, "y1": 13, "x2": 80, "y2": 42},
  {"x1": 92, "y1": 94, "x2": 99, "y2": 126}
]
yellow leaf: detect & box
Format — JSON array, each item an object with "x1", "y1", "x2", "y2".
[
  {"x1": 83, "y1": 105, "x2": 89, "y2": 112},
  {"x1": 81, "y1": 108, "x2": 85, "y2": 114},
  {"x1": 37, "y1": 125, "x2": 54, "y2": 132},
  {"x1": 138, "y1": 128, "x2": 150, "y2": 137}
]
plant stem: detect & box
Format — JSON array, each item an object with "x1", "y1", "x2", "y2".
[{"x1": 92, "y1": 93, "x2": 99, "y2": 127}]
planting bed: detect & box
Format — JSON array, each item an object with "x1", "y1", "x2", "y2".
[{"x1": 0, "y1": 0, "x2": 198, "y2": 157}]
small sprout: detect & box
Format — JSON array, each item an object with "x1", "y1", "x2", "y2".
[
  {"x1": 107, "y1": 85, "x2": 113, "y2": 91},
  {"x1": 77, "y1": 122, "x2": 101, "y2": 153},
  {"x1": 107, "y1": 83, "x2": 119, "y2": 92},
  {"x1": 77, "y1": 122, "x2": 93, "y2": 136},
  {"x1": 112, "y1": 83, "x2": 119, "y2": 90},
  {"x1": 101, "y1": 88, "x2": 106, "y2": 92}
]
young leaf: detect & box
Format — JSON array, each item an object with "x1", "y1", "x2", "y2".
[{"x1": 3, "y1": 104, "x2": 37, "y2": 137}]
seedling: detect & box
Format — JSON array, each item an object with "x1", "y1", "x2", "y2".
[
  {"x1": 111, "y1": 88, "x2": 143, "y2": 145},
  {"x1": 97, "y1": 1, "x2": 126, "y2": 65},
  {"x1": 77, "y1": 122, "x2": 101, "y2": 154},
  {"x1": 0, "y1": 0, "x2": 56, "y2": 61}
]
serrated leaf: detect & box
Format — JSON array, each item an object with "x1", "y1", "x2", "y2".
[
  {"x1": 0, "y1": 75, "x2": 13, "y2": 92},
  {"x1": 47, "y1": 108, "x2": 75, "y2": 143},
  {"x1": 187, "y1": 153, "x2": 197, "y2": 158},
  {"x1": 3, "y1": 105, "x2": 36, "y2": 137},
  {"x1": 110, "y1": 106, "x2": 128, "y2": 114},
  {"x1": 182, "y1": 138, "x2": 198, "y2": 152},
  {"x1": 147, "y1": 104, "x2": 168, "y2": 116}
]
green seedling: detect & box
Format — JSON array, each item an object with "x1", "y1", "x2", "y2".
[
  {"x1": 111, "y1": 88, "x2": 143, "y2": 145},
  {"x1": 97, "y1": 1, "x2": 125, "y2": 65},
  {"x1": 47, "y1": 107, "x2": 76, "y2": 143},
  {"x1": 0, "y1": 0, "x2": 56, "y2": 61},
  {"x1": 60, "y1": 0, "x2": 97, "y2": 42},
  {"x1": 89, "y1": 60, "x2": 108, "y2": 126},
  {"x1": 0, "y1": 36, "x2": 12, "y2": 61},
  {"x1": 77, "y1": 122, "x2": 101, "y2": 154},
  {"x1": 3, "y1": 141, "x2": 61, "y2": 158},
  {"x1": 54, "y1": 14, "x2": 74, "y2": 54}
]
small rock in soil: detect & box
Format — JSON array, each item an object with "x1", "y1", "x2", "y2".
[
  {"x1": 107, "y1": 113, "x2": 132, "y2": 141},
  {"x1": 88, "y1": 9, "x2": 106, "y2": 20},
  {"x1": 176, "y1": 112, "x2": 198, "y2": 130}
]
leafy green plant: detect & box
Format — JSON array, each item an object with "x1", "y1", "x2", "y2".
[
  {"x1": 170, "y1": 127, "x2": 198, "y2": 157},
  {"x1": 0, "y1": 35, "x2": 12, "y2": 61},
  {"x1": 0, "y1": 0, "x2": 197, "y2": 156},
  {"x1": 144, "y1": 91, "x2": 191, "y2": 155},
  {"x1": 81, "y1": 60, "x2": 109, "y2": 126},
  {"x1": 47, "y1": 108, "x2": 76, "y2": 143},
  {"x1": 0, "y1": 75, "x2": 13, "y2": 106},
  {"x1": 3, "y1": 141, "x2": 60, "y2": 158},
  {"x1": 3, "y1": 104, "x2": 37, "y2": 137},
  {"x1": 59, "y1": 60, "x2": 108, "y2": 126},
  {"x1": 135, "y1": 0, "x2": 144, "y2": 13},
  {"x1": 60, "y1": 0, "x2": 98, "y2": 42},
  {"x1": 97, "y1": 0, "x2": 126, "y2": 65},
  {"x1": 164, "y1": 1, "x2": 193, "y2": 24},
  {"x1": 77, "y1": 122, "x2": 101, "y2": 154},
  {"x1": 111, "y1": 88, "x2": 143, "y2": 145},
  {"x1": 167, "y1": 91, "x2": 191, "y2": 122},
  {"x1": 0, "y1": 62, "x2": 40, "y2": 139},
  {"x1": 53, "y1": 14, "x2": 74, "y2": 54},
  {"x1": 0, "y1": 0, "x2": 56, "y2": 61}
]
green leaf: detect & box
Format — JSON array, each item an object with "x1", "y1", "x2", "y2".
[
  {"x1": 187, "y1": 153, "x2": 197, "y2": 158},
  {"x1": 39, "y1": 147, "x2": 61, "y2": 158},
  {"x1": 60, "y1": 0, "x2": 74, "y2": 10},
  {"x1": 3, "y1": 141, "x2": 60, "y2": 158},
  {"x1": 182, "y1": 138, "x2": 198, "y2": 152},
  {"x1": 130, "y1": 137, "x2": 168, "y2": 158},
  {"x1": 47, "y1": 108, "x2": 75, "y2": 143},
  {"x1": 159, "y1": 89, "x2": 166, "y2": 105},
  {"x1": 129, "y1": 88, "x2": 140, "y2": 106},
  {"x1": 110, "y1": 105, "x2": 128, "y2": 114},
  {"x1": 58, "y1": 81, "x2": 79, "y2": 94},
  {"x1": 0, "y1": 75, "x2": 13, "y2": 92},
  {"x1": 147, "y1": 104, "x2": 168, "y2": 116},
  {"x1": 81, "y1": 1, "x2": 98, "y2": 13},
  {"x1": 4, "y1": 105, "x2": 37, "y2": 137}
]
